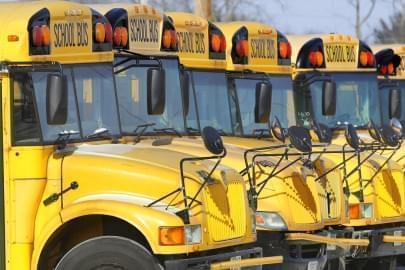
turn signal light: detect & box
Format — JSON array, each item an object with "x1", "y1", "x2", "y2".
[
  {"x1": 32, "y1": 25, "x2": 51, "y2": 47},
  {"x1": 159, "y1": 226, "x2": 185, "y2": 246},
  {"x1": 387, "y1": 63, "x2": 394, "y2": 74},
  {"x1": 349, "y1": 204, "x2": 361, "y2": 219},
  {"x1": 95, "y1": 22, "x2": 106, "y2": 43},
  {"x1": 113, "y1": 26, "x2": 128, "y2": 47},
  {"x1": 236, "y1": 40, "x2": 249, "y2": 57},
  {"x1": 211, "y1": 34, "x2": 221, "y2": 52},
  {"x1": 309, "y1": 51, "x2": 323, "y2": 67},
  {"x1": 279, "y1": 41, "x2": 291, "y2": 59},
  {"x1": 162, "y1": 29, "x2": 177, "y2": 50}
]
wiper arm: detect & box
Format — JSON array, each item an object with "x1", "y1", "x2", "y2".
[
  {"x1": 154, "y1": 127, "x2": 182, "y2": 138},
  {"x1": 86, "y1": 127, "x2": 110, "y2": 139},
  {"x1": 252, "y1": 128, "x2": 271, "y2": 139},
  {"x1": 55, "y1": 130, "x2": 80, "y2": 150},
  {"x1": 131, "y1": 123, "x2": 156, "y2": 142},
  {"x1": 186, "y1": 127, "x2": 200, "y2": 135},
  {"x1": 216, "y1": 129, "x2": 228, "y2": 136}
]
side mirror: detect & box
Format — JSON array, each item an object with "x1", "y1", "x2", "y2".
[
  {"x1": 254, "y1": 82, "x2": 272, "y2": 123},
  {"x1": 345, "y1": 124, "x2": 360, "y2": 150},
  {"x1": 322, "y1": 80, "x2": 336, "y2": 116},
  {"x1": 180, "y1": 72, "x2": 190, "y2": 116},
  {"x1": 288, "y1": 126, "x2": 312, "y2": 152},
  {"x1": 271, "y1": 116, "x2": 286, "y2": 142},
  {"x1": 147, "y1": 68, "x2": 165, "y2": 115},
  {"x1": 201, "y1": 126, "x2": 225, "y2": 155},
  {"x1": 390, "y1": 118, "x2": 403, "y2": 137},
  {"x1": 389, "y1": 88, "x2": 401, "y2": 119},
  {"x1": 46, "y1": 74, "x2": 68, "y2": 125}
]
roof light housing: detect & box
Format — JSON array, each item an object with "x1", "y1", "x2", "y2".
[
  {"x1": 209, "y1": 22, "x2": 226, "y2": 60},
  {"x1": 161, "y1": 15, "x2": 178, "y2": 52},
  {"x1": 277, "y1": 31, "x2": 291, "y2": 66},
  {"x1": 357, "y1": 41, "x2": 375, "y2": 68},
  {"x1": 91, "y1": 9, "x2": 113, "y2": 52},
  {"x1": 296, "y1": 38, "x2": 326, "y2": 69},
  {"x1": 105, "y1": 8, "x2": 130, "y2": 50},
  {"x1": 28, "y1": 8, "x2": 51, "y2": 55},
  {"x1": 375, "y1": 48, "x2": 401, "y2": 76},
  {"x1": 231, "y1": 26, "x2": 248, "y2": 64}
]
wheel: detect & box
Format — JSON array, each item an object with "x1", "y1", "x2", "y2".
[{"x1": 55, "y1": 236, "x2": 162, "y2": 270}]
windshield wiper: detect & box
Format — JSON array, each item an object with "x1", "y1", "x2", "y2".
[
  {"x1": 252, "y1": 128, "x2": 271, "y2": 139},
  {"x1": 186, "y1": 127, "x2": 200, "y2": 135},
  {"x1": 216, "y1": 129, "x2": 228, "y2": 136},
  {"x1": 55, "y1": 130, "x2": 80, "y2": 150},
  {"x1": 154, "y1": 127, "x2": 182, "y2": 138},
  {"x1": 131, "y1": 123, "x2": 156, "y2": 142},
  {"x1": 86, "y1": 127, "x2": 111, "y2": 139}
]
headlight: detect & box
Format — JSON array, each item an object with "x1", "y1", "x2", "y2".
[
  {"x1": 361, "y1": 203, "x2": 373, "y2": 218},
  {"x1": 185, "y1": 224, "x2": 202, "y2": 244},
  {"x1": 255, "y1": 212, "x2": 287, "y2": 230}
]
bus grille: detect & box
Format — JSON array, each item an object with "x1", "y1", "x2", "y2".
[{"x1": 204, "y1": 181, "x2": 246, "y2": 242}]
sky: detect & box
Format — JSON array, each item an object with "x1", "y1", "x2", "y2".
[{"x1": 260, "y1": 0, "x2": 401, "y2": 43}]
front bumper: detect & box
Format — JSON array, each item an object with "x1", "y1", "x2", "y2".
[
  {"x1": 164, "y1": 247, "x2": 283, "y2": 270},
  {"x1": 256, "y1": 232, "x2": 327, "y2": 270},
  {"x1": 327, "y1": 226, "x2": 405, "y2": 260}
]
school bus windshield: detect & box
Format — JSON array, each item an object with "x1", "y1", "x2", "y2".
[
  {"x1": 186, "y1": 71, "x2": 295, "y2": 136},
  {"x1": 234, "y1": 75, "x2": 295, "y2": 135},
  {"x1": 12, "y1": 63, "x2": 120, "y2": 145},
  {"x1": 379, "y1": 80, "x2": 405, "y2": 123},
  {"x1": 115, "y1": 57, "x2": 185, "y2": 134},
  {"x1": 296, "y1": 72, "x2": 381, "y2": 129}
]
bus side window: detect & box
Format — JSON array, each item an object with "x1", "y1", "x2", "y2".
[{"x1": 12, "y1": 74, "x2": 41, "y2": 144}]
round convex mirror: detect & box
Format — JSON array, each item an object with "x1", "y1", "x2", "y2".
[
  {"x1": 379, "y1": 124, "x2": 399, "y2": 147},
  {"x1": 390, "y1": 118, "x2": 403, "y2": 138},
  {"x1": 288, "y1": 126, "x2": 312, "y2": 152},
  {"x1": 368, "y1": 120, "x2": 381, "y2": 141},
  {"x1": 271, "y1": 116, "x2": 286, "y2": 142},
  {"x1": 345, "y1": 124, "x2": 360, "y2": 150},
  {"x1": 311, "y1": 120, "x2": 332, "y2": 144},
  {"x1": 202, "y1": 126, "x2": 225, "y2": 155}
]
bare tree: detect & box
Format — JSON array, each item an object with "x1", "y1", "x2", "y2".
[{"x1": 347, "y1": 0, "x2": 377, "y2": 39}]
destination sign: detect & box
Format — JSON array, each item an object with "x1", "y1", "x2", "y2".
[
  {"x1": 324, "y1": 42, "x2": 358, "y2": 68},
  {"x1": 177, "y1": 31, "x2": 206, "y2": 55},
  {"x1": 53, "y1": 21, "x2": 89, "y2": 48},
  {"x1": 51, "y1": 17, "x2": 92, "y2": 54},
  {"x1": 127, "y1": 15, "x2": 161, "y2": 51},
  {"x1": 250, "y1": 38, "x2": 276, "y2": 59},
  {"x1": 129, "y1": 17, "x2": 159, "y2": 44}
]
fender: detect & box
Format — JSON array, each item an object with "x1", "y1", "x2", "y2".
[{"x1": 31, "y1": 200, "x2": 189, "y2": 269}]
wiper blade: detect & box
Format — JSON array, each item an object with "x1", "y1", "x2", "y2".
[
  {"x1": 186, "y1": 127, "x2": 200, "y2": 135},
  {"x1": 55, "y1": 130, "x2": 80, "y2": 149},
  {"x1": 86, "y1": 127, "x2": 110, "y2": 139},
  {"x1": 154, "y1": 127, "x2": 182, "y2": 138},
  {"x1": 216, "y1": 129, "x2": 228, "y2": 136},
  {"x1": 131, "y1": 123, "x2": 156, "y2": 142},
  {"x1": 252, "y1": 129, "x2": 271, "y2": 139}
]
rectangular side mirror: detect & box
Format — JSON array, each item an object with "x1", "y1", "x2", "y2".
[
  {"x1": 322, "y1": 80, "x2": 336, "y2": 116},
  {"x1": 147, "y1": 68, "x2": 166, "y2": 115},
  {"x1": 254, "y1": 82, "x2": 272, "y2": 123},
  {"x1": 180, "y1": 71, "x2": 190, "y2": 116},
  {"x1": 389, "y1": 88, "x2": 401, "y2": 119},
  {"x1": 46, "y1": 74, "x2": 68, "y2": 125}
]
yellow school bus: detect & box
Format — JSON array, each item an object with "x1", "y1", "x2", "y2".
[
  {"x1": 216, "y1": 21, "x2": 376, "y2": 270},
  {"x1": 164, "y1": 13, "x2": 369, "y2": 270},
  {"x1": 290, "y1": 34, "x2": 405, "y2": 269},
  {"x1": 0, "y1": 1, "x2": 277, "y2": 270},
  {"x1": 92, "y1": 4, "x2": 285, "y2": 269}
]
